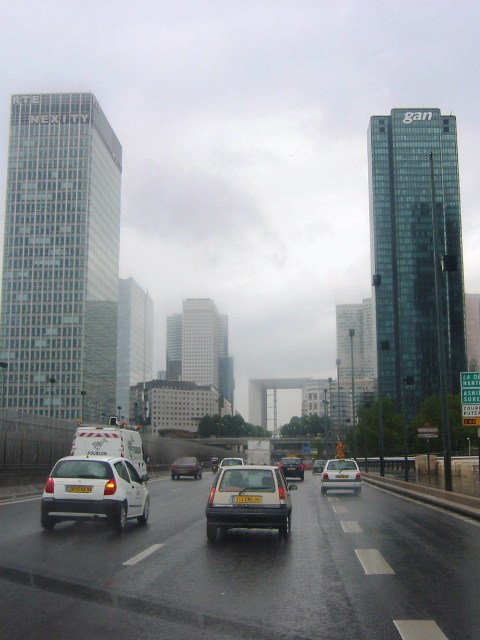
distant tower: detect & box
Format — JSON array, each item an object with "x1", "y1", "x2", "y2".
[
  {"x1": 0, "y1": 93, "x2": 122, "y2": 420},
  {"x1": 116, "y1": 278, "x2": 153, "y2": 421},
  {"x1": 369, "y1": 108, "x2": 466, "y2": 417},
  {"x1": 166, "y1": 298, "x2": 234, "y2": 407}
]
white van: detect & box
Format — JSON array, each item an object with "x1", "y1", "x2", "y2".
[{"x1": 70, "y1": 424, "x2": 147, "y2": 476}]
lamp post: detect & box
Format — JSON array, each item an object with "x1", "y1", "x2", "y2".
[
  {"x1": 49, "y1": 376, "x2": 56, "y2": 418},
  {"x1": 429, "y1": 151, "x2": 452, "y2": 492},
  {"x1": 372, "y1": 274, "x2": 385, "y2": 477},
  {"x1": 349, "y1": 328, "x2": 357, "y2": 459},
  {"x1": 323, "y1": 388, "x2": 328, "y2": 457},
  {"x1": 467, "y1": 437, "x2": 471, "y2": 456},
  {"x1": 0, "y1": 362, "x2": 7, "y2": 411},
  {"x1": 402, "y1": 376, "x2": 414, "y2": 481},
  {"x1": 336, "y1": 359, "x2": 341, "y2": 440}
]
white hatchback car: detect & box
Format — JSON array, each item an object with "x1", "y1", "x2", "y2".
[
  {"x1": 320, "y1": 458, "x2": 361, "y2": 496},
  {"x1": 41, "y1": 456, "x2": 150, "y2": 532},
  {"x1": 206, "y1": 465, "x2": 297, "y2": 541}
]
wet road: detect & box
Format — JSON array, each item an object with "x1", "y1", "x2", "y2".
[{"x1": 0, "y1": 472, "x2": 479, "y2": 639}]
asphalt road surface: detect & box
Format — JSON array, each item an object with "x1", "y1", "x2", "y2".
[{"x1": 0, "y1": 472, "x2": 478, "y2": 640}]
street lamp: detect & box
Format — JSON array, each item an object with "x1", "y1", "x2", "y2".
[
  {"x1": 49, "y1": 376, "x2": 56, "y2": 418},
  {"x1": 372, "y1": 274, "x2": 386, "y2": 477},
  {"x1": 349, "y1": 328, "x2": 357, "y2": 459},
  {"x1": 323, "y1": 388, "x2": 329, "y2": 456},
  {"x1": 467, "y1": 437, "x2": 471, "y2": 456},
  {"x1": 429, "y1": 151, "x2": 452, "y2": 492},
  {"x1": 402, "y1": 376, "x2": 414, "y2": 481}
]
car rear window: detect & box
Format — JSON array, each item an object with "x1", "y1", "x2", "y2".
[
  {"x1": 221, "y1": 459, "x2": 243, "y2": 466},
  {"x1": 326, "y1": 460, "x2": 358, "y2": 471},
  {"x1": 282, "y1": 458, "x2": 301, "y2": 464},
  {"x1": 219, "y1": 469, "x2": 275, "y2": 492},
  {"x1": 52, "y1": 460, "x2": 113, "y2": 479},
  {"x1": 173, "y1": 457, "x2": 196, "y2": 464}
]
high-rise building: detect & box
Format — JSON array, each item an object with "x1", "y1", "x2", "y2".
[
  {"x1": 166, "y1": 298, "x2": 234, "y2": 407},
  {"x1": 336, "y1": 300, "x2": 374, "y2": 381},
  {"x1": 465, "y1": 294, "x2": 480, "y2": 372},
  {"x1": 0, "y1": 93, "x2": 122, "y2": 421},
  {"x1": 368, "y1": 108, "x2": 466, "y2": 417},
  {"x1": 116, "y1": 278, "x2": 153, "y2": 420}
]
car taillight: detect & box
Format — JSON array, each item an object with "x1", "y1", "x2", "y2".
[
  {"x1": 300, "y1": 464, "x2": 305, "y2": 470},
  {"x1": 207, "y1": 486, "x2": 216, "y2": 506},
  {"x1": 322, "y1": 472, "x2": 329, "y2": 480},
  {"x1": 278, "y1": 486, "x2": 286, "y2": 503},
  {"x1": 104, "y1": 478, "x2": 117, "y2": 495},
  {"x1": 44, "y1": 477, "x2": 54, "y2": 493},
  {"x1": 356, "y1": 472, "x2": 361, "y2": 480}
]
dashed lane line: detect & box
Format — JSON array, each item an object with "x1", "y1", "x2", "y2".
[
  {"x1": 123, "y1": 544, "x2": 164, "y2": 566},
  {"x1": 340, "y1": 520, "x2": 362, "y2": 533},
  {"x1": 394, "y1": 620, "x2": 448, "y2": 639},
  {"x1": 354, "y1": 548, "x2": 395, "y2": 575}
]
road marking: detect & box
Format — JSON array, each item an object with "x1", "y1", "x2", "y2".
[
  {"x1": 394, "y1": 620, "x2": 448, "y2": 639},
  {"x1": 123, "y1": 544, "x2": 164, "y2": 566},
  {"x1": 355, "y1": 549, "x2": 395, "y2": 574},
  {"x1": 340, "y1": 520, "x2": 362, "y2": 533},
  {"x1": 332, "y1": 505, "x2": 348, "y2": 513}
]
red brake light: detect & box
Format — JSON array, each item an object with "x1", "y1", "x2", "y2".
[
  {"x1": 44, "y1": 477, "x2": 54, "y2": 493},
  {"x1": 322, "y1": 472, "x2": 329, "y2": 480},
  {"x1": 356, "y1": 472, "x2": 361, "y2": 480},
  {"x1": 104, "y1": 478, "x2": 117, "y2": 495},
  {"x1": 278, "y1": 486, "x2": 286, "y2": 502},
  {"x1": 207, "y1": 486, "x2": 216, "y2": 507}
]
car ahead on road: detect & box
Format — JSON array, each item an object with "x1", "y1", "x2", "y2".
[
  {"x1": 171, "y1": 456, "x2": 203, "y2": 480},
  {"x1": 302, "y1": 459, "x2": 314, "y2": 470},
  {"x1": 219, "y1": 457, "x2": 245, "y2": 468},
  {"x1": 312, "y1": 459, "x2": 326, "y2": 474},
  {"x1": 320, "y1": 458, "x2": 361, "y2": 495},
  {"x1": 206, "y1": 465, "x2": 297, "y2": 541},
  {"x1": 278, "y1": 457, "x2": 304, "y2": 481},
  {"x1": 41, "y1": 456, "x2": 150, "y2": 532}
]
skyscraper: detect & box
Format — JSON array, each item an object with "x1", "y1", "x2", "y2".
[
  {"x1": 368, "y1": 108, "x2": 466, "y2": 417},
  {"x1": 166, "y1": 298, "x2": 234, "y2": 407},
  {"x1": 116, "y1": 278, "x2": 153, "y2": 420},
  {"x1": 0, "y1": 93, "x2": 122, "y2": 421}
]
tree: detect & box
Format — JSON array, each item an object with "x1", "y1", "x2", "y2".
[{"x1": 410, "y1": 394, "x2": 465, "y2": 454}]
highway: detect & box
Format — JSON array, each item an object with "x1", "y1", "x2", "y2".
[{"x1": 0, "y1": 472, "x2": 478, "y2": 640}]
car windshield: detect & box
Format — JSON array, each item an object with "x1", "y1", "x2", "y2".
[
  {"x1": 219, "y1": 469, "x2": 275, "y2": 492},
  {"x1": 327, "y1": 460, "x2": 357, "y2": 471},
  {"x1": 52, "y1": 460, "x2": 112, "y2": 479}
]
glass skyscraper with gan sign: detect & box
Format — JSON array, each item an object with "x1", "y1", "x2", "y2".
[
  {"x1": 368, "y1": 108, "x2": 466, "y2": 418},
  {"x1": 0, "y1": 93, "x2": 122, "y2": 421}
]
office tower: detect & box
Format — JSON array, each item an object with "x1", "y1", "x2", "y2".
[
  {"x1": 465, "y1": 294, "x2": 480, "y2": 372},
  {"x1": 336, "y1": 300, "x2": 374, "y2": 381},
  {"x1": 116, "y1": 278, "x2": 153, "y2": 420},
  {"x1": 369, "y1": 108, "x2": 466, "y2": 417},
  {"x1": 166, "y1": 298, "x2": 234, "y2": 407},
  {"x1": 0, "y1": 93, "x2": 122, "y2": 421}
]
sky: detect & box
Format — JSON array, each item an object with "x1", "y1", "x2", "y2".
[{"x1": 1, "y1": 0, "x2": 480, "y2": 424}]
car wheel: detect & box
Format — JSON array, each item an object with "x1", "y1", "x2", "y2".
[
  {"x1": 137, "y1": 496, "x2": 150, "y2": 524},
  {"x1": 115, "y1": 503, "x2": 128, "y2": 532},
  {"x1": 206, "y1": 523, "x2": 219, "y2": 542},
  {"x1": 171, "y1": 473, "x2": 175, "y2": 480},
  {"x1": 321, "y1": 487, "x2": 326, "y2": 496},
  {"x1": 279, "y1": 515, "x2": 291, "y2": 539},
  {"x1": 41, "y1": 512, "x2": 56, "y2": 530}
]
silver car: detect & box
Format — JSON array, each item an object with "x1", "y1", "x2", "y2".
[{"x1": 320, "y1": 459, "x2": 361, "y2": 496}]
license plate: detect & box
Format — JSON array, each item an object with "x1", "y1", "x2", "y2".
[
  {"x1": 336, "y1": 474, "x2": 348, "y2": 479},
  {"x1": 67, "y1": 486, "x2": 92, "y2": 493},
  {"x1": 233, "y1": 495, "x2": 262, "y2": 504},
  {"x1": 287, "y1": 467, "x2": 296, "y2": 471}
]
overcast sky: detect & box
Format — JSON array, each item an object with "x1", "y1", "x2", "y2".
[{"x1": 1, "y1": 1, "x2": 480, "y2": 424}]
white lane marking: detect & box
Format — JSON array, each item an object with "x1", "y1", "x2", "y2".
[
  {"x1": 332, "y1": 505, "x2": 348, "y2": 513},
  {"x1": 123, "y1": 544, "x2": 164, "y2": 566},
  {"x1": 355, "y1": 549, "x2": 395, "y2": 575},
  {"x1": 340, "y1": 520, "x2": 362, "y2": 533},
  {"x1": 394, "y1": 620, "x2": 448, "y2": 639}
]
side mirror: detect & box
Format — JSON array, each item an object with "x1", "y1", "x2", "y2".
[
  {"x1": 288, "y1": 484, "x2": 298, "y2": 491},
  {"x1": 141, "y1": 474, "x2": 149, "y2": 483}
]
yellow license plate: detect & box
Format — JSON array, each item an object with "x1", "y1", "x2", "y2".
[
  {"x1": 67, "y1": 486, "x2": 92, "y2": 493},
  {"x1": 233, "y1": 495, "x2": 262, "y2": 504}
]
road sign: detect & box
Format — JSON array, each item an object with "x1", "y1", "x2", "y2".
[
  {"x1": 417, "y1": 426, "x2": 438, "y2": 439},
  {"x1": 460, "y1": 372, "x2": 480, "y2": 425}
]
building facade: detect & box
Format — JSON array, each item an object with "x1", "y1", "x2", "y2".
[
  {"x1": 465, "y1": 294, "x2": 480, "y2": 372},
  {"x1": 0, "y1": 93, "x2": 122, "y2": 421},
  {"x1": 369, "y1": 108, "x2": 466, "y2": 417},
  {"x1": 116, "y1": 278, "x2": 153, "y2": 420},
  {"x1": 130, "y1": 379, "x2": 232, "y2": 434},
  {"x1": 166, "y1": 298, "x2": 234, "y2": 407}
]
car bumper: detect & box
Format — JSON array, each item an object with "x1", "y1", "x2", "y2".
[
  {"x1": 206, "y1": 505, "x2": 291, "y2": 529},
  {"x1": 321, "y1": 480, "x2": 361, "y2": 490},
  {"x1": 41, "y1": 497, "x2": 121, "y2": 520}
]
